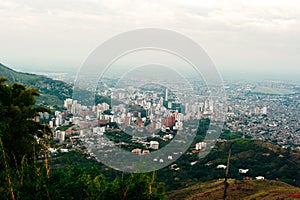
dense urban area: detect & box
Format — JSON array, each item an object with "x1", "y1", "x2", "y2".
[{"x1": 42, "y1": 75, "x2": 300, "y2": 156}]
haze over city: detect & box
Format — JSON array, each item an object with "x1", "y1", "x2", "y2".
[{"x1": 0, "y1": 0, "x2": 299, "y2": 81}]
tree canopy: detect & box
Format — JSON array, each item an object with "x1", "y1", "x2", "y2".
[{"x1": 0, "y1": 77, "x2": 51, "y2": 165}]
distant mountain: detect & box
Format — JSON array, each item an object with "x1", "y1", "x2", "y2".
[
  {"x1": 167, "y1": 179, "x2": 300, "y2": 200},
  {"x1": 0, "y1": 63, "x2": 73, "y2": 106}
]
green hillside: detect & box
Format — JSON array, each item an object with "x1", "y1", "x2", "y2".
[
  {"x1": 0, "y1": 63, "x2": 72, "y2": 105},
  {"x1": 155, "y1": 138, "x2": 300, "y2": 191},
  {"x1": 167, "y1": 179, "x2": 300, "y2": 200}
]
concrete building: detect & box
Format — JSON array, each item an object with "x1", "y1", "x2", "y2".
[{"x1": 150, "y1": 141, "x2": 159, "y2": 150}]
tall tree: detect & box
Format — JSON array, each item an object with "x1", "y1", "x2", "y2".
[{"x1": 0, "y1": 77, "x2": 51, "y2": 166}]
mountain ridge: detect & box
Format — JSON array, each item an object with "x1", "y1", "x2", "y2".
[{"x1": 0, "y1": 63, "x2": 73, "y2": 105}]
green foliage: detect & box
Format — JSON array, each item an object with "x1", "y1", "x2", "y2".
[
  {"x1": 220, "y1": 130, "x2": 244, "y2": 140},
  {"x1": 144, "y1": 118, "x2": 151, "y2": 127},
  {"x1": 95, "y1": 95, "x2": 112, "y2": 106},
  {"x1": 56, "y1": 124, "x2": 73, "y2": 131},
  {"x1": 0, "y1": 162, "x2": 166, "y2": 200},
  {"x1": 36, "y1": 94, "x2": 63, "y2": 106},
  {"x1": 103, "y1": 109, "x2": 113, "y2": 115},
  {"x1": 0, "y1": 77, "x2": 51, "y2": 165},
  {"x1": 197, "y1": 118, "x2": 210, "y2": 137}
]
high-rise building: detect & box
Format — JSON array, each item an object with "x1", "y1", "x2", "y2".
[
  {"x1": 261, "y1": 107, "x2": 267, "y2": 115},
  {"x1": 125, "y1": 116, "x2": 130, "y2": 126},
  {"x1": 195, "y1": 142, "x2": 207, "y2": 150},
  {"x1": 60, "y1": 131, "x2": 66, "y2": 142},
  {"x1": 165, "y1": 88, "x2": 168, "y2": 101},
  {"x1": 64, "y1": 98, "x2": 73, "y2": 111}
]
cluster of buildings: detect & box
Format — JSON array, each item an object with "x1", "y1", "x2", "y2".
[
  {"x1": 224, "y1": 80, "x2": 300, "y2": 147},
  {"x1": 111, "y1": 88, "x2": 185, "y2": 132},
  {"x1": 47, "y1": 83, "x2": 223, "y2": 163},
  {"x1": 40, "y1": 78, "x2": 300, "y2": 169}
]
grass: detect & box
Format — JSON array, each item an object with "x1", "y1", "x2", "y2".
[
  {"x1": 167, "y1": 179, "x2": 300, "y2": 200},
  {"x1": 166, "y1": 179, "x2": 225, "y2": 200}
]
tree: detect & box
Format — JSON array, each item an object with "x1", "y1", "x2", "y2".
[
  {"x1": 0, "y1": 77, "x2": 51, "y2": 166},
  {"x1": 197, "y1": 118, "x2": 210, "y2": 139}
]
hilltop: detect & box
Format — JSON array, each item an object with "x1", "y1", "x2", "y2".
[
  {"x1": 0, "y1": 63, "x2": 73, "y2": 105},
  {"x1": 167, "y1": 179, "x2": 300, "y2": 200}
]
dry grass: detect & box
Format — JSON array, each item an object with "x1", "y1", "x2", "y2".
[{"x1": 167, "y1": 179, "x2": 300, "y2": 200}]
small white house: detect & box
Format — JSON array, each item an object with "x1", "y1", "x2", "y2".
[
  {"x1": 190, "y1": 161, "x2": 197, "y2": 166},
  {"x1": 60, "y1": 149, "x2": 69, "y2": 153},
  {"x1": 239, "y1": 169, "x2": 249, "y2": 174},
  {"x1": 256, "y1": 176, "x2": 265, "y2": 180},
  {"x1": 217, "y1": 164, "x2": 227, "y2": 169}
]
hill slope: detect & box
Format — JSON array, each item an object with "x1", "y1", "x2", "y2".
[
  {"x1": 156, "y1": 138, "x2": 300, "y2": 191},
  {"x1": 0, "y1": 63, "x2": 72, "y2": 105},
  {"x1": 167, "y1": 179, "x2": 300, "y2": 200}
]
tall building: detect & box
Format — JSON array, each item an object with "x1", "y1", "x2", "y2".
[
  {"x1": 163, "y1": 114, "x2": 176, "y2": 127},
  {"x1": 60, "y1": 131, "x2": 66, "y2": 142},
  {"x1": 125, "y1": 116, "x2": 130, "y2": 126},
  {"x1": 165, "y1": 88, "x2": 168, "y2": 101},
  {"x1": 261, "y1": 107, "x2": 267, "y2": 115},
  {"x1": 64, "y1": 98, "x2": 73, "y2": 111},
  {"x1": 71, "y1": 101, "x2": 82, "y2": 115},
  {"x1": 195, "y1": 142, "x2": 207, "y2": 150}
]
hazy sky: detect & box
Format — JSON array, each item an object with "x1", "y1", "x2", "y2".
[{"x1": 0, "y1": 0, "x2": 299, "y2": 78}]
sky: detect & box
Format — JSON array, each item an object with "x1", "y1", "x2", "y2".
[{"x1": 0, "y1": 0, "x2": 299, "y2": 79}]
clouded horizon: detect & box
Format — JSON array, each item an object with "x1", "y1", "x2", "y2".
[{"x1": 0, "y1": 0, "x2": 299, "y2": 79}]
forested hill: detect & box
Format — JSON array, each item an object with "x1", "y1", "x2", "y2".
[{"x1": 0, "y1": 63, "x2": 72, "y2": 105}]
